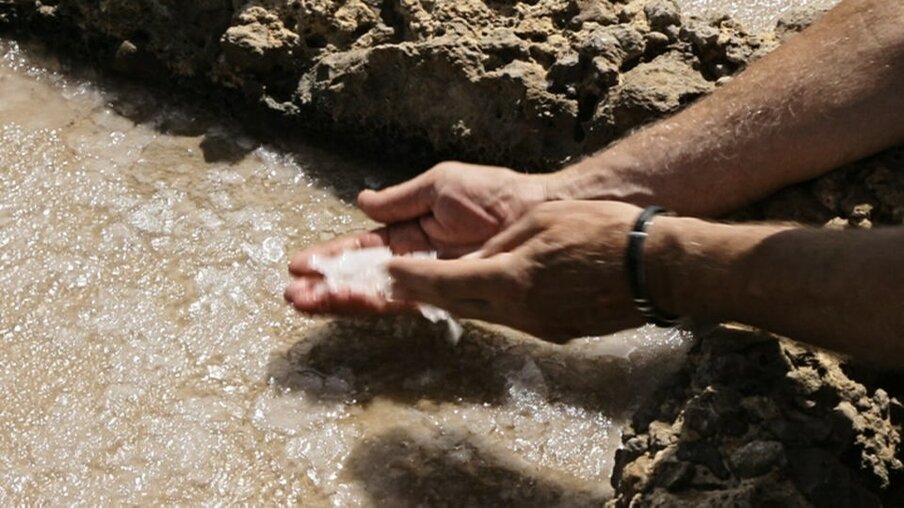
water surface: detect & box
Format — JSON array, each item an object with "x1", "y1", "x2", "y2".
[
  {"x1": 681, "y1": 0, "x2": 839, "y2": 31},
  {"x1": 0, "y1": 40, "x2": 689, "y2": 505}
]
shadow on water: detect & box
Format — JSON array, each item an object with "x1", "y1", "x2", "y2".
[
  {"x1": 264, "y1": 318, "x2": 680, "y2": 504},
  {"x1": 6, "y1": 37, "x2": 421, "y2": 203},
  {"x1": 345, "y1": 426, "x2": 608, "y2": 507},
  {"x1": 96, "y1": 72, "x2": 417, "y2": 202},
  {"x1": 267, "y1": 318, "x2": 689, "y2": 416}
]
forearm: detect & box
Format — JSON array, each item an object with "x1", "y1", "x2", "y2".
[
  {"x1": 648, "y1": 218, "x2": 904, "y2": 366},
  {"x1": 545, "y1": 0, "x2": 904, "y2": 216}
]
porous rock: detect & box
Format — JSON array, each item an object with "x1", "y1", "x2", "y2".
[
  {"x1": 609, "y1": 326, "x2": 904, "y2": 507},
  {"x1": 5, "y1": 0, "x2": 780, "y2": 169},
  {"x1": 9, "y1": 2, "x2": 898, "y2": 230}
]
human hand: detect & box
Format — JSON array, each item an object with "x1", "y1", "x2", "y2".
[
  {"x1": 285, "y1": 161, "x2": 549, "y2": 314},
  {"x1": 386, "y1": 201, "x2": 674, "y2": 342}
]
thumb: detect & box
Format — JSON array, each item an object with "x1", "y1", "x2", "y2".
[{"x1": 358, "y1": 172, "x2": 436, "y2": 223}]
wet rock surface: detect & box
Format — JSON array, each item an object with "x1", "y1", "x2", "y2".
[{"x1": 3, "y1": 1, "x2": 904, "y2": 505}]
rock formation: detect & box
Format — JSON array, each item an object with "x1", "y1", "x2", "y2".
[
  {"x1": 610, "y1": 327, "x2": 904, "y2": 506},
  {"x1": 0, "y1": 0, "x2": 776, "y2": 169}
]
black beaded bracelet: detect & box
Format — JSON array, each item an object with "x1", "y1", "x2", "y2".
[{"x1": 625, "y1": 206, "x2": 681, "y2": 328}]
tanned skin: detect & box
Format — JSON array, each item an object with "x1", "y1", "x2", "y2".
[{"x1": 285, "y1": 0, "x2": 904, "y2": 366}]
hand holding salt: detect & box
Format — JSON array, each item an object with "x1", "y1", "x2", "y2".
[{"x1": 309, "y1": 247, "x2": 464, "y2": 344}]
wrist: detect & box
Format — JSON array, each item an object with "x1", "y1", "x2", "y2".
[
  {"x1": 625, "y1": 207, "x2": 683, "y2": 327},
  {"x1": 549, "y1": 154, "x2": 656, "y2": 205},
  {"x1": 518, "y1": 173, "x2": 557, "y2": 212},
  {"x1": 644, "y1": 217, "x2": 772, "y2": 324},
  {"x1": 640, "y1": 215, "x2": 687, "y2": 320}
]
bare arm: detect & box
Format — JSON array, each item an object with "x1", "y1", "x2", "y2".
[
  {"x1": 287, "y1": 0, "x2": 904, "y2": 319},
  {"x1": 647, "y1": 216, "x2": 904, "y2": 366},
  {"x1": 546, "y1": 0, "x2": 904, "y2": 216}
]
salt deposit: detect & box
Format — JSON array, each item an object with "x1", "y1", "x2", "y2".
[
  {"x1": 682, "y1": 0, "x2": 839, "y2": 31},
  {"x1": 309, "y1": 247, "x2": 464, "y2": 343}
]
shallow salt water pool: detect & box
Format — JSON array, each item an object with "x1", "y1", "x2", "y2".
[{"x1": 0, "y1": 39, "x2": 694, "y2": 505}]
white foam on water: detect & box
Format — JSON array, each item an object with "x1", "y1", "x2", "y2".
[{"x1": 579, "y1": 325, "x2": 689, "y2": 360}]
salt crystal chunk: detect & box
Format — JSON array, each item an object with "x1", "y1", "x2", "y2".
[
  {"x1": 310, "y1": 247, "x2": 393, "y2": 296},
  {"x1": 309, "y1": 247, "x2": 463, "y2": 344}
]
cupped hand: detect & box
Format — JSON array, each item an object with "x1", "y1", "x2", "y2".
[
  {"x1": 285, "y1": 161, "x2": 549, "y2": 315},
  {"x1": 386, "y1": 201, "x2": 663, "y2": 342}
]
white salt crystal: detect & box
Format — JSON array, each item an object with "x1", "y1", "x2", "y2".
[
  {"x1": 309, "y1": 247, "x2": 464, "y2": 344},
  {"x1": 309, "y1": 247, "x2": 394, "y2": 296}
]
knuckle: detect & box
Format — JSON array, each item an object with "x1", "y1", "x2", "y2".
[{"x1": 431, "y1": 161, "x2": 459, "y2": 178}]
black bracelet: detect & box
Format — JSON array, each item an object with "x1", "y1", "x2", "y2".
[{"x1": 625, "y1": 206, "x2": 681, "y2": 328}]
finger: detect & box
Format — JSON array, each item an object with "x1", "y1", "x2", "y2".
[
  {"x1": 284, "y1": 277, "x2": 415, "y2": 316},
  {"x1": 384, "y1": 220, "x2": 435, "y2": 254},
  {"x1": 419, "y1": 207, "x2": 501, "y2": 246},
  {"x1": 414, "y1": 215, "x2": 488, "y2": 257},
  {"x1": 288, "y1": 229, "x2": 390, "y2": 276},
  {"x1": 284, "y1": 277, "x2": 329, "y2": 311},
  {"x1": 387, "y1": 255, "x2": 514, "y2": 312},
  {"x1": 432, "y1": 242, "x2": 485, "y2": 259},
  {"x1": 288, "y1": 221, "x2": 435, "y2": 279},
  {"x1": 460, "y1": 249, "x2": 487, "y2": 260},
  {"x1": 417, "y1": 216, "x2": 480, "y2": 258},
  {"x1": 480, "y1": 216, "x2": 543, "y2": 256},
  {"x1": 357, "y1": 171, "x2": 435, "y2": 223},
  {"x1": 418, "y1": 214, "x2": 453, "y2": 244}
]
